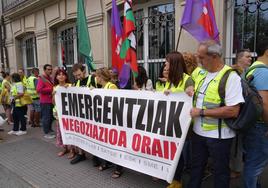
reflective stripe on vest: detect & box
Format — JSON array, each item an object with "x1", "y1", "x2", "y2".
[
  {"x1": 76, "y1": 75, "x2": 92, "y2": 87},
  {"x1": 26, "y1": 76, "x2": 38, "y2": 99},
  {"x1": 11, "y1": 82, "x2": 24, "y2": 107},
  {"x1": 193, "y1": 65, "x2": 232, "y2": 131},
  {"x1": 164, "y1": 73, "x2": 190, "y2": 92}
]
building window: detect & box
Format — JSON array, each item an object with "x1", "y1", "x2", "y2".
[
  {"x1": 134, "y1": 2, "x2": 175, "y2": 85},
  {"x1": 57, "y1": 25, "x2": 77, "y2": 82},
  {"x1": 22, "y1": 35, "x2": 38, "y2": 76},
  {"x1": 226, "y1": 0, "x2": 268, "y2": 64},
  {"x1": 233, "y1": 0, "x2": 268, "y2": 53}
]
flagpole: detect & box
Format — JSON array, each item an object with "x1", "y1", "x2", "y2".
[{"x1": 175, "y1": 26, "x2": 183, "y2": 51}]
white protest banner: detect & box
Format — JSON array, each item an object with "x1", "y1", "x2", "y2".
[{"x1": 55, "y1": 86, "x2": 192, "y2": 183}]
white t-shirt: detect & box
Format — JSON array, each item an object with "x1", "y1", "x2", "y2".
[{"x1": 193, "y1": 71, "x2": 244, "y2": 139}]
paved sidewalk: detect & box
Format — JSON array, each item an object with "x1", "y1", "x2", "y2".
[
  {"x1": 0, "y1": 121, "x2": 169, "y2": 188},
  {"x1": 0, "y1": 163, "x2": 32, "y2": 188}
]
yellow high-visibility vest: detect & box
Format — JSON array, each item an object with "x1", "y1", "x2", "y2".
[{"x1": 193, "y1": 65, "x2": 232, "y2": 131}]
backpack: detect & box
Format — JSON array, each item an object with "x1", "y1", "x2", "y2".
[{"x1": 218, "y1": 64, "x2": 268, "y2": 133}]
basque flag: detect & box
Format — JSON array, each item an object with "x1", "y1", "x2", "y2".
[{"x1": 111, "y1": 0, "x2": 124, "y2": 72}]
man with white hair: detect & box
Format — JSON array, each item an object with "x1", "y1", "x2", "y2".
[{"x1": 188, "y1": 40, "x2": 244, "y2": 188}]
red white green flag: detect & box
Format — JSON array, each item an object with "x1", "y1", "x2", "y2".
[{"x1": 120, "y1": 0, "x2": 138, "y2": 77}]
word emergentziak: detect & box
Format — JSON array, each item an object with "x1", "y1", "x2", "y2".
[{"x1": 61, "y1": 93, "x2": 184, "y2": 138}]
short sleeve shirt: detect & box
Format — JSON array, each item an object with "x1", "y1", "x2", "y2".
[
  {"x1": 193, "y1": 71, "x2": 244, "y2": 139},
  {"x1": 251, "y1": 68, "x2": 268, "y2": 91}
]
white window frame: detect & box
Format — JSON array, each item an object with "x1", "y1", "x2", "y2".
[{"x1": 22, "y1": 34, "x2": 38, "y2": 76}]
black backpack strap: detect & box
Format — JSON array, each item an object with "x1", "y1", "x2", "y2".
[
  {"x1": 218, "y1": 69, "x2": 235, "y2": 139},
  {"x1": 244, "y1": 64, "x2": 268, "y2": 82},
  {"x1": 218, "y1": 69, "x2": 235, "y2": 102}
]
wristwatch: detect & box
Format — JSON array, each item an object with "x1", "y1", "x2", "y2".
[{"x1": 200, "y1": 109, "x2": 205, "y2": 117}]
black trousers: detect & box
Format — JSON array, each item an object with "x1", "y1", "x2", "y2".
[
  {"x1": 12, "y1": 106, "x2": 27, "y2": 131},
  {"x1": 188, "y1": 133, "x2": 232, "y2": 188}
]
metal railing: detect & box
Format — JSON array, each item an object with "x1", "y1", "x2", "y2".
[{"x1": 135, "y1": 3, "x2": 175, "y2": 87}]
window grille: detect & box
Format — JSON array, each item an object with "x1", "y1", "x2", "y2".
[
  {"x1": 21, "y1": 36, "x2": 38, "y2": 76},
  {"x1": 134, "y1": 3, "x2": 175, "y2": 86}
]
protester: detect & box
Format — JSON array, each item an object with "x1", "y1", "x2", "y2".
[
  {"x1": 18, "y1": 68, "x2": 27, "y2": 86},
  {"x1": 189, "y1": 40, "x2": 244, "y2": 188},
  {"x1": 155, "y1": 64, "x2": 168, "y2": 91},
  {"x1": 182, "y1": 52, "x2": 198, "y2": 75},
  {"x1": 164, "y1": 52, "x2": 194, "y2": 96},
  {"x1": 182, "y1": 52, "x2": 199, "y2": 172},
  {"x1": 26, "y1": 68, "x2": 40, "y2": 127},
  {"x1": 8, "y1": 73, "x2": 27, "y2": 136},
  {"x1": 163, "y1": 52, "x2": 194, "y2": 188},
  {"x1": 232, "y1": 49, "x2": 252, "y2": 75},
  {"x1": 1, "y1": 72, "x2": 13, "y2": 124},
  {"x1": 95, "y1": 67, "x2": 123, "y2": 178},
  {"x1": 37, "y1": 64, "x2": 54, "y2": 139},
  {"x1": 52, "y1": 68, "x2": 74, "y2": 157},
  {"x1": 108, "y1": 68, "x2": 119, "y2": 87},
  {"x1": 71, "y1": 63, "x2": 98, "y2": 165},
  {"x1": 243, "y1": 40, "x2": 268, "y2": 188},
  {"x1": 133, "y1": 65, "x2": 153, "y2": 91},
  {"x1": 229, "y1": 49, "x2": 252, "y2": 179}
]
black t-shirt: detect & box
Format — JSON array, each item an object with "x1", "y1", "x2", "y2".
[{"x1": 77, "y1": 76, "x2": 89, "y2": 87}]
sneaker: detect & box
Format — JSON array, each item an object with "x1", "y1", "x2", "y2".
[
  {"x1": 70, "y1": 154, "x2": 86, "y2": 164},
  {"x1": 44, "y1": 134, "x2": 55, "y2": 139},
  {"x1": 7, "y1": 130, "x2": 18, "y2": 135},
  {"x1": 15, "y1": 131, "x2": 27, "y2": 136}
]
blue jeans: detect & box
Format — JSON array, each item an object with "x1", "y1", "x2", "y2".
[
  {"x1": 40, "y1": 103, "x2": 53, "y2": 134},
  {"x1": 188, "y1": 133, "x2": 232, "y2": 188},
  {"x1": 243, "y1": 123, "x2": 268, "y2": 188}
]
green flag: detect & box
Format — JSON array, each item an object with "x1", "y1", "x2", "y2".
[{"x1": 77, "y1": 0, "x2": 96, "y2": 71}]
